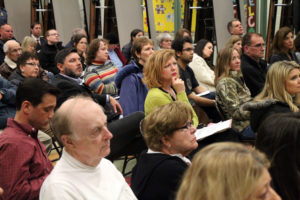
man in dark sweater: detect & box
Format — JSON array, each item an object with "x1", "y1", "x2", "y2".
[
  {"x1": 241, "y1": 33, "x2": 268, "y2": 97},
  {"x1": 38, "y1": 29, "x2": 64, "y2": 74}
]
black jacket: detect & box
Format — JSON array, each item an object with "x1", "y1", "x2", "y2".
[
  {"x1": 247, "y1": 100, "x2": 291, "y2": 132},
  {"x1": 131, "y1": 151, "x2": 188, "y2": 200},
  {"x1": 269, "y1": 52, "x2": 300, "y2": 65},
  {"x1": 52, "y1": 74, "x2": 106, "y2": 109},
  {"x1": 38, "y1": 42, "x2": 64, "y2": 74},
  {"x1": 241, "y1": 54, "x2": 268, "y2": 97}
]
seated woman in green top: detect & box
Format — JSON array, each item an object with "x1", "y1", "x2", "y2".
[{"x1": 143, "y1": 49, "x2": 199, "y2": 127}]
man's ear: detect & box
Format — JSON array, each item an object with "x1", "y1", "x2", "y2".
[
  {"x1": 22, "y1": 100, "x2": 33, "y2": 115},
  {"x1": 175, "y1": 51, "x2": 182, "y2": 58},
  {"x1": 57, "y1": 63, "x2": 64, "y2": 73},
  {"x1": 243, "y1": 45, "x2": 249, "y2": 54},
  {"x1": 61, "y1": 135, "x2": 75, "y2": 149}
]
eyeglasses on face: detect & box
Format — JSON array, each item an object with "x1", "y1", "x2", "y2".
[
  {"x1": 25, "y1": 62, "x2": 40, "y2": 67},
  {"x1": 174, "y1": 121, "x2": 194, "y2": 131}
]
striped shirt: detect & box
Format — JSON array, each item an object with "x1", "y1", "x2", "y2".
[{"x1": 84, "y1": 60, "x2": 118, "y2": 95}]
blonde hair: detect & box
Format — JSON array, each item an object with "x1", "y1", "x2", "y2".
[
  {"x1": 176, "y1": 142, "x2": 270, "y2": 200},
  {"x1": 225, "y1": 35, "x2": 242, "y2": 49},
  {"x1": 141, "y1": 101, "x2": 193, "y2": 151},
  {"x1": 254, "y1": 60, "x2": 300, "y2": 112},
  {"x1": 214, "y1": 48, "x2": 239, "y2": 85},
  {"x1": 21, "y1": 36, "x2": 37, "y2": 52},
  {"x1": 143, "y1": 49, "x2": 176, "y2": 89}
]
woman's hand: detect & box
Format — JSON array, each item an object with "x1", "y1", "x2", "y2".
[{"x1": 172, "y1": 77, "x2": 185, "y2": 93}]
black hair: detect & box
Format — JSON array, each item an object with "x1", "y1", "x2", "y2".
[
  {"x1": 16, "y1": 78, "x2": 61, "y2": 110},
  {"x1": 171, "y1": 36, "x2": 193, "y2": 53},
  {"x1": 31, "y1": 22, "x2": 41, "y2": 29},
  {"x1": 130, "y1": 29, "x2": 144, "y2": 41},
  {"x1": 256, "y1": 112, "x2": 300, "y2": 200},
  {"x1": 55, "y1": 48, "x2": 78, "y2": 65},
  {"x1": 17, "y1": 51, "x2": 39, "y2": 69}
]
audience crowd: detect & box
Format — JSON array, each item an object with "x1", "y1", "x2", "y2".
[{"x1": 0, "y1": 18, "x2": 299, "y2": 199}]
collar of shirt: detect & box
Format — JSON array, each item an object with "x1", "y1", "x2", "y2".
[
  {"x1": 147, "y1": 149, "x2": 191, "y2": 165},
  {"x1": 59, "y1": 73, "x2": 83, "y2": 85},
  {"x1": 4, "y1": 56, "x2": 17, "y2": 69},
  {"x1": 6, "y1": 118, "x2": 38, "y2": 138}
]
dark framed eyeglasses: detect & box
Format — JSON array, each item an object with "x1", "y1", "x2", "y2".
[
  {"x1": 25, "y1": 62, "x2": 40, "y2": 67},
  {"x1": 174, "y1": 121, "x2": 194, "y2": 131}
]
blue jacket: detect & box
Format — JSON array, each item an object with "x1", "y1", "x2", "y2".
[{"x1": 115, "y1": 61, "x2": 148, "y2": 116}]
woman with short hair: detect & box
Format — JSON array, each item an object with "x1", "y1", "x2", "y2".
[
  {"x1": 156, "y1": 33, "x2": 172, "y2": 49},
  {"x1": 176, "y1": 142, "x2": 280, "y2": 200},
  {"x1": 84, "y1": 38, "x2": 118, "y2": 95},
  {"x1": 115, "y1": 37, "x2": 154, "y2": 116},
  {"x1": 131, "y1": 101, "x2": 198, "y2": 200}
]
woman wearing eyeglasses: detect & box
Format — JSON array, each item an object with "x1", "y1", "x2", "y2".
[
  {"x1": 269, "y1": 27, "x2": 300, "y2": 65},
  {"x1": 8, "y1": 52, "x2": 50, "y2": 85},
  {"x1": 131, "y1": 101, "x2": 198, "y2": 200}
]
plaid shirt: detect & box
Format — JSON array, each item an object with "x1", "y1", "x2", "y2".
[{"x1": 0, "y1": 118, "x2": 53, "y2": 200}]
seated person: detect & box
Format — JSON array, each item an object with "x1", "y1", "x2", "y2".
[
  {"x1": 40, "y1": 95, "x2": 137, "y2": 200},
  {"x1": 156, "y1": 33, "x2": 172, "y2": 49},
  {"x1": 215, "y1": 48, "x2": 253, "y2": 139},
  {"x1": 115, "y1": 37, "x2": 154, "y2": 116},
  {"x1": 8, "y1": 52, "x2": 49, "y2": 85},
  {"x1": 177, "y1": 142, "x2": 280, "y2": 200},
  {"x1": 189, "y1": 39, "x2": 216, "y2": 91},
  {"x1": 131, "y1": 101, "x2": 198, "y2": 200},
  {"x1": 225, "y1": 35, "x2": 242, "y2": 54},
  {"x1": 72, "y1": 34, "x2": 88, "y2": 70},
  {"x1": 256, "y1": 112, "x2": 300, "y2": 200},
  {"x1": 143, "y1": 49, "x2": 199, "y2": 127},
  {"x1": 122, "y1": 29, "x2": 144, "y2": 61},
  {"x1": 104, "y1": 32, "x2": 127, "y2": 69},
  {"x1": 246, "y1": 61, "x2": 300, "y2": 132},
  {"x1": 269, "y1": 27, "x2": 299, "y2": 64},
  {"x1": 84, "y1": 38, "x2": 118, "y2": 95},
  {"x1": 0, "y1": 78, "x2": 60, "y2": 200},
  {"x1": 172, "y1": 37, "x2": 220, "y2": 123},
  {"x1": 0, "y1": 76, "x2": 16, "y2": 129},
  {"x1": 53, "y1": 48, "x2": 146, "y2": 160}
]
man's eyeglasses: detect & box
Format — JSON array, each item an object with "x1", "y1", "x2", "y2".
[
  {"x1": 49, "y1": 33, "x2": 59, "y2": 37},
  {"x1": 249, "y1": 43, "x2": 265, "y2": 48},
  {"x1": 174, "y1": 121, "x2": 194, "y2": 131},
  {"x1": 10, "y1": 48, "x2": 22, "y2": 53},
  {"x1": 25, "y1": 62, "x2": 40, "y2": 67}
]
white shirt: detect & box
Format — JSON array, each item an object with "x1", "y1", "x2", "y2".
[{"x1": 40, "y1": 149, "x2": 137, "y2": 200}]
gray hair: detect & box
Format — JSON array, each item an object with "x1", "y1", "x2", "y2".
[{"x1": 156, "y1": 33, "x2": 172, "y2": 47}]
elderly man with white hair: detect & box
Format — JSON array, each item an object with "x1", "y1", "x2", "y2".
[
  {"x1": 40, "y1": 95, "x2": 137, "y2": 200},
  {"x1": 0, "y1": 40, "x2": 22, "y2": 79}
]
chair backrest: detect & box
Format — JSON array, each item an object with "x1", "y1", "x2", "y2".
[{"x1": 215, "y1": 102, "x2": 226, "y2": 121}]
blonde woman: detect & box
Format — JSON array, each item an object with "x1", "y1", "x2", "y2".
[
  {"x1": 176, "y1": 142, "x2": 281, "y2": 200},
  {"x1": 215, "y1": 47, "x2": 253, "y2": 139},
  {"x1": 248, "y1": 61, "x2": 300, "y2": 132},
  {"x1": 21, "y1": 36, "x2": 37, "y2": 53},
  {"x1": 143, "y1": 49, "x2": 199, "y2": 127},
  {"x1": 131, "y1": 102, "x2": 198, "y2": 200},
  {"x1": 225, "y1": 35, "x2": 242, "y2": 54}
]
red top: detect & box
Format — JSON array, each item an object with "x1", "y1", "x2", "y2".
[{"x1": 0, "y1": 118, "x2": 53, "y2": 200}]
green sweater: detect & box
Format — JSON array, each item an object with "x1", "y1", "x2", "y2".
[{"x1": 144, "y1": 88, "x2": 199, "y2": 127}]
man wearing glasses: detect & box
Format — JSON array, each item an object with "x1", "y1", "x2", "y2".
[
  {"x1": 0, "y1": 40, "x2": 22, "y2": 79},
  {"x1": 241, "y1": 33, "x2": 268, "y2": 97},
  {"x1": 38, "y1": 29, "x2": 64, "y2": 75}
]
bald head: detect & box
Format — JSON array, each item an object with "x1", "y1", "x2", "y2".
[
  {"x1": 4, "y1": 40, "x2": 22, "y2": 62},
  {"x1": 52, "y1": 95, "x2": 112, "y2": 166}
]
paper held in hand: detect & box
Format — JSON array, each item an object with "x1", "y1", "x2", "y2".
[{"x1": 195, "y1": 119, "x2": 232, "y2": 141}]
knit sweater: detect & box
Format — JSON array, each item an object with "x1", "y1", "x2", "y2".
[{"x1": 84, "y1": 60, "x2": 118, "y2": 95}]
